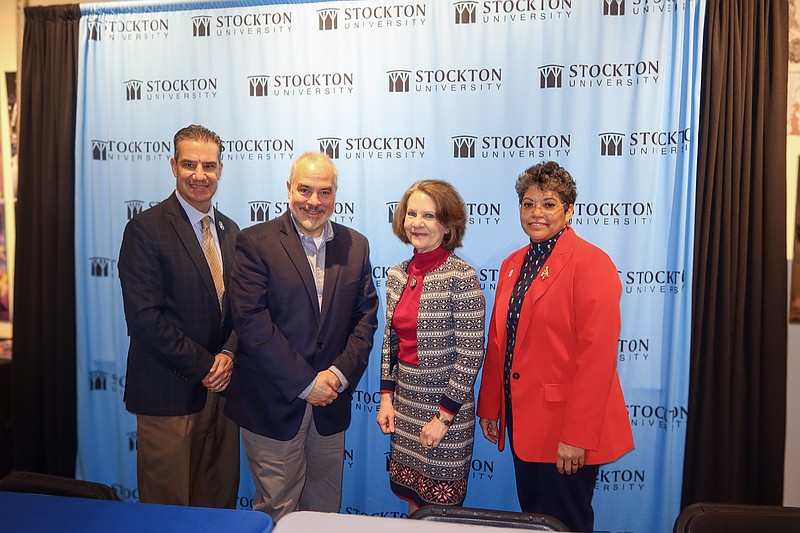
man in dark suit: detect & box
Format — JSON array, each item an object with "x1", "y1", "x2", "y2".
[
  {"x1": 225, "y1": 151, "x2": 378, "y2": 521},
  {"x1": 118, "y1": 124, "x2": 240, "y2": 508}
]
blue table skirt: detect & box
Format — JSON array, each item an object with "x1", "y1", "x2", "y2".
[{"x1": 0, "y1": 491, "x2": 273, "y2": 532}]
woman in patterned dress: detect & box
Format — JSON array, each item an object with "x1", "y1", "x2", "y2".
[{"x1": 376, "y1": 179, "x2": 486, "y2": 514}]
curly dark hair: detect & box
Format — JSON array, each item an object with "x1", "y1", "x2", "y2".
[{"x1": 514, "y1": 161, "x2": 577, "y2": 206}]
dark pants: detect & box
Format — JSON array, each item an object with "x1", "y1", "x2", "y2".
[
  {"x1": 507, "y1": 401, "x2": 599, "y2": 532},
  {"x1": 511, "y1": 452, "x2": 599, "y2": 532}
]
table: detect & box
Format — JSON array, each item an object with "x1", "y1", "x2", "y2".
[
  {"x1": 273, "y1": 511, "x2": 545, "y2": 532},
  {"x1": 0, "y1": 491, "x2": 273, "y2": 532}
]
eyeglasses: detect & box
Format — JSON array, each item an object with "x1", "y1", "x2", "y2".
[{"x1": 519, "y1": 200, "x2": 565, "y2": 215}]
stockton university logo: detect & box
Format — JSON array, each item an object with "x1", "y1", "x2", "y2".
[
  {"x1": 619, "y1": 268, "x2": 685, "y2": 294},
  {"x1": 628, "y1": 404, "x2": 687, "y2": 431},
  {"x1": 387, "y1": 70, "x2": 411, "y2": 93},
  {"x1": 125, "y1": 200, "x2": 145, "y2": 220},
  {"x1": 453, "y1": 1, "x2": 478, "y2": 24},
  {"x1": 125, "y1": 200, "x2": 160, "y2": 220},
  {"x1": 222, "y1": 138, "x2": 294, "y2": 162},
  {"x1": 572, "y1": 200, "x2": 654, "y2": 227},
  {"x1": 344, "y1": 448, "x2": 355, "y2": 469},
  {"x1": 92, "y1": 140, "x2": 108, "y2": 160},
  {"x1": 127, "y1": 431, "x2": 138, "y2": 451},
  {"x1": 91, "y1": 139, "x2": 171, "y2": 162},
  {"x1": 124, "y1": 78, "x2": 218, "y2": 101},
  {"x1": 125, "y1": 80, "x2": 143, "y2": 101},
  {"x1": 316, "y1": 135, "x2": 424, "y2": 159},
  {"x1": 452, "y1": 136, "x2": 477, "y2": 158},
  {"x1": 599, "y1": 128, "x2": 690, "y2": 156},
  {"x1": 479, "y1": 268, "x2": 499, "y2": 291},
  {"x1": 386, "y1": 202, "x2": 398, "y2": 223},
  {"x1": 603, "y1": 0, "x2": 625, "y2": 16},
  {"x1": 192, "y1": 16, "x2": 212, "y2": 37},
  {"x1": 618, "y1": 337, "x2": 651, "y2": 362},
  {"x1": 599, "y1": 132, "x2": 625, "y2": 156},
  {"x1": 596, "y1": 468, "x2": 646, "y2": 492},
  {"x1": 248, "y1": 76, "x2": 269, "y2": 96},
  {"x1": 88, "y1": 370, "x2": 108, "y2": 391},
  {"x1": 318, "y1": 8, "x2": 338, "y2": 30},
  {"x1": 249, "y1": 201, "x2": 271, "y2": 222},
  {"x1": 90, "y1": 257, "x2": 116, "y2": 277},
  {"x1": 87, "y1": 19, "x2": 103, "y2": 41},
  {"x1": 371, "y1": 265, "x2": 391, "y2": 289},
  {"x1": 539, "y1": 65, "x2": 563, "y2": 88},
  {"x1": 318, "y1": 138, "x2": 340, "y2": 159}
]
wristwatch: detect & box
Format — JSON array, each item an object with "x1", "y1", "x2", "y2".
[{"x1": 435, "y1": 411, "x2": 453, "y2": 427}]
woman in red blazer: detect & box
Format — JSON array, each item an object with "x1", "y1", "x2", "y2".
[{"x1": 477, "y1": 161, "x2": 633, "y2": 532}]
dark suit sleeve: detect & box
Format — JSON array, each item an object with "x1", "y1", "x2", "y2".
[
  {"x1": 221, "y1": 330, "x2": 237, "y2": 356},
  {"x1": 218, "y1": 214, "x2": 240, "y2": 358},
  {"x1": 330, "y1": 238, "x2": 379, "y2": 390},
  {"x1": 229, "y1": 229, "x2": 319, "y2": 401},
  {"x1": 119, "y1": 216, "x2": 214, "y2": 382}
]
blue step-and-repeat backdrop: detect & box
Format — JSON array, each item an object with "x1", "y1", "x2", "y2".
[{"x1": 74, "y1": 1, "x2": 705, "y2": 531}]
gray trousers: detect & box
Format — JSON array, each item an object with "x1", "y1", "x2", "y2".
[{"x1": 242, "y1": 403, "x2": 345, "y2": 521}]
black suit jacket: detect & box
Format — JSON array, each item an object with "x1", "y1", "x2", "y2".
[
  {"x1": 119, "y1": 192, "x2": 240, "y2": 416},
  {"x1": 224, "y1": 211, "x2": 379, "y2": 440}
]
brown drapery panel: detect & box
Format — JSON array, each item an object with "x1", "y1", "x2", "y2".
[
  {"x1": 12, "y1": 4, "x2": 80, "y2": 475},
  {"x1": 684, "y1": 0, "x2": 788, "y2": 506}
]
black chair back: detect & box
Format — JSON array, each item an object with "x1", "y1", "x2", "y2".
[
  {"x1": 0, "y1": 471, "x2": 120, "y2": 501},
  {"x1": 410, "y1": 505, "x2": 569, "y2": 531},
  {"x1": 674, "y1": 502, "x2": 800, "y2": 533}
]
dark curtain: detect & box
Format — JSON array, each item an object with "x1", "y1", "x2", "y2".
[
  {"x1": 684, "y1": 0, "x2": 788, "y2": 506},
  {"x1": 11, "y1": 4, "x2": 80, "y2": 476}
]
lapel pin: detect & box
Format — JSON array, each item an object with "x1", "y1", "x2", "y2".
[
  {"x1": 218, "y1": 220, "x2": 225, "y2": 231},
  {"x1": 540, "y1": 266, "x2": 549, "y2": 280}
]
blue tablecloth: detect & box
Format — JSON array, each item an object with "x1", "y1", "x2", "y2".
[{"x1": 0, "y1": 491, "x2": 273, "y2": 532}]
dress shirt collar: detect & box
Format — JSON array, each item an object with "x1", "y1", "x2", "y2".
[
  {"x1": 289, "y1": 213, "x2": 334, "y2": 246},
  {"x1": 175, "y1": 189, "x2": 215, "y2": 228}
]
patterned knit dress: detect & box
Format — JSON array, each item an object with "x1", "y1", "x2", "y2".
[{"x1": 380, "y1": 251, "x2": 486, "y2": 507}]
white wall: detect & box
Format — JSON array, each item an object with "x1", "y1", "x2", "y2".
[
  {"x1": 0, "y1": 0, "x2": 19, "y2": 75},
  {"x1": 784, "y1": 137, "x2": 800, "y2": 508}
]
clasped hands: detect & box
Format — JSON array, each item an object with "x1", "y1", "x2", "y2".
[
  {"x1": 306, "y1": 369, "x2": 342, "y2": 407},
  {"x1": 377, "y1": 394, "x2": 450, "y2": 449},
  {"x1": 202, "y1": 352, "x2": 233, "y2": 393}
]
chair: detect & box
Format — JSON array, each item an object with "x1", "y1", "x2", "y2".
[
  {"x1": 673, "y1": 502, "x2": 800, "y2": 533},
  {"x1": 409, "y1": 505, "x2": 569, "y2": 531},
  {"x1": 0, "y1": 471, "x2": 120, "y2": 500}
]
